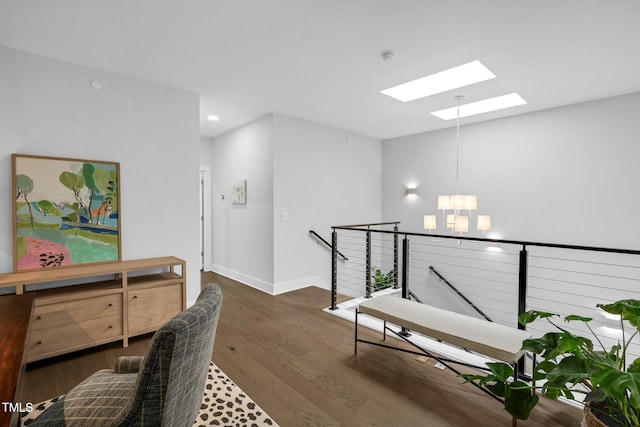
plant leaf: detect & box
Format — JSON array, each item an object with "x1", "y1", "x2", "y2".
[
  {"x1": 504, "y1": 381, "x2": 539, "y2": 420},
  {"x1": 584, "y1": 389, "x2": 606, "y2": 404},
  {"x1": 628, "y1": 358, "x2": 640, "y2": 374},
  {"x1": 519, "y1": 310, "x2": 557, "y2": 326},
  {"x1": 486, "y1": 362, "x2": 516, "y2": 382},
  {"x1": 598, "y1": 300, "x2": 640, "y2": 329},
  {"x1": 564, "y1": 314, "x2": 593, "y2": 323},
  {"x1": 486, "y1": 382, "x2": 509, "y2": 397},
  {"x1": 523, "y1": 332, "x2": 592, "y2": 360},
  {"x1": 546, "y1": 355, "x2": 595, "y2": 386},
  {"x1": 522, "y1": 333, "x2": 561, "y2": 355},
  {"x1": 591, "y1": 366, "x2": 640, "y2": 413},
  {"x1": 458, "y1": 362, "x2": 513, "y2": 388}
]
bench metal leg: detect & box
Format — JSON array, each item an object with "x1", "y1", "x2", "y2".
[
  {"x1": 355, "y1": 310, "x2": 524, "y2": 424},
  {"x1": 513, "y1": 363, "x2": 518, "y2": 426},
  {"x1": 354, "y1": 309, "x2": 359, "y2": 355}
]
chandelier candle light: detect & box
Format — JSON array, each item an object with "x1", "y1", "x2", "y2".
[{"x1": 424, "y1": 96, "x2": 491, "y2": 235}]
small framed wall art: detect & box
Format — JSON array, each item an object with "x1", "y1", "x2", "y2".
[{"x1": 231, "y1": 179, "x2": 247, "y2": 204}]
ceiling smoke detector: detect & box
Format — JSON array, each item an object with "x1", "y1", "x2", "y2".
[{"x1": 381, "y1": 50, "x2": 396, "y2": 62}]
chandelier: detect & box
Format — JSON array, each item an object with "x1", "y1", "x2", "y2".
[{"x1": 424, "y1": 96, "x2": 491, "y2": 234}]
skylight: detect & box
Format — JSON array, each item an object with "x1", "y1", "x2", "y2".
[
  {"x1": 380, "y1": 60, "x2": 496, "y2": 102},
  {"x1": 430, "y1": 93, "x2": 527, "y2": 120}
]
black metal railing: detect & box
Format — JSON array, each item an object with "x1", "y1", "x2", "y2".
[
  {"x1": 329, "y1": 222, "x2": 640, "y2": 366},
  {"x1": 310, "y1": 230, "x2": 348, "y2": 261},
  {"x1": 429, "y1": 266, "x2": 492, "y2": 322}
]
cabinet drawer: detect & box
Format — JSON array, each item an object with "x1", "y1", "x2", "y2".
[
  {"x1": 32, "y1": 293, "x2": 122, "y2": 331},
  {"x1": 128, "y1": 283, "x2": 182, "y2": 335},
  {"x1": 28, "y1": 314, "x2": 122, "y2": 359}
]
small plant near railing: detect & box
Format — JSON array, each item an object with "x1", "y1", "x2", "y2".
[
  {"x1": 371, "y1": 267, "x2": 394, "y2": 291},
  {"x1": 460, "y1": 299, "x2": 640, "y2": 426}
]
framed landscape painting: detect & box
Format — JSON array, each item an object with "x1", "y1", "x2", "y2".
[{"x1": 12, "y1": 154, "x2": 121, "y2": 271}]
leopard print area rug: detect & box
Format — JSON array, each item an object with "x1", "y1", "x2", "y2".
[{"x1": 21, "y1": 362, "x2": 279, "y2": 427}]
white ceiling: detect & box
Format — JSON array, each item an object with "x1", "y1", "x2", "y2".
[{"x1": 1, "y1": 0, "x2": 639, "y2": 140}]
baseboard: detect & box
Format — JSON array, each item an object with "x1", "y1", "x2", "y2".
[
  {"x1": 273, "y1": 275, "x2": 329, "y2": 295},
  {"x1": 209, "y1": 265, "x2": 275, "y2": 295},
  {"x1": 206, "y1": 266, "x2": 330, "y2": 296}
]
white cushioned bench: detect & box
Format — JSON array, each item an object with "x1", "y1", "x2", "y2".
[{"x1": 357, "y1": 295, "x2": 531, "y2": 364}]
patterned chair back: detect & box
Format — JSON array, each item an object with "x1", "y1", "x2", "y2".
[{"x1": 122, "y1": 284, "x2": 223, "y2": 426}]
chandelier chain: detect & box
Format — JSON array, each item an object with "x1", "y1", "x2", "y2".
[{"x1": 455, "y1": 95, "x2": 463, "y2": 196}]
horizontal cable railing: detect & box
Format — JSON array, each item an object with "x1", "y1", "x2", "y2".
[{"x1": 329, "y1": 223, "x2": 640, "y2": 367}]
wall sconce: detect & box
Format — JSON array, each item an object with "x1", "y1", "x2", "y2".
[{"x1": 406, "y1": 186, "x2": 417, "y2": 197}]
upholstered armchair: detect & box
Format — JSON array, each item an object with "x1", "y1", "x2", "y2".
[{"x1": 27, "y1": 284, "x2": 223, "y2": 427}]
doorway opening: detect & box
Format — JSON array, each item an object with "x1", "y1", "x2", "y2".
[{"x1": 199, "y1": 167, "x2": 212, "y2": 271}]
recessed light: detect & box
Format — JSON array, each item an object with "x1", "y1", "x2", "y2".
[
  {"x1": 207, "y1": 115, "x2": 219, "y2": 121},
  {"x1": 90, "y1": 80, "x2": 103, "y2": 90},
  {"x1": 380, "y1": 60, "x2": 496, "y2": 102},
  {"x1": 430, "y1": 93, "x2": 527, "y2": 120}
]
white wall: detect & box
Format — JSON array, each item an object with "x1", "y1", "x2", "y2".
[
  {"x1": 208, "y1": 114, "x2": 381, "y2": 294},
  {"x1": 378, "y1": 92, "x2": 640, "y2": 329},
  {"x1": 383, "y1": 92, "x2": 640, "y2": 250},
  {"x1": 0, "y1": 46, "x2": 202, "y2": 305},
  {"x1": 272, "y1": 114, "x2": 381, "y2": 293},
  {"x1": 200, "y1": 137, "x2": 214, "y2": 168},
  {"x1": 210, "y1": 116, "x2": 275, "y2": 291}
]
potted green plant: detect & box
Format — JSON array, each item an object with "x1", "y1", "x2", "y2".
[
  {"x1": 460, "y1": 299, "x2": 640, "y2": 426},
  {"x1": 371, "y1": 267, "x2": 394, "y2": 291}
]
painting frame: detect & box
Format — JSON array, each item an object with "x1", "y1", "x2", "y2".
[
  {"x1": 12, "y1": 154, "x2": 122, "y2": 272},
  {"x1": 231, "y1": 179, "x2": 247, "y2": 204}
]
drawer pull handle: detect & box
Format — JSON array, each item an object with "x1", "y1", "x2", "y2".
[
  {"x1": 36, "y1": 315, "x2": 42, "y2": 320},
  {"x1": 108, "y1": 325, "x2": 113, "y2": 329},
  {"x1": 133, "y1": 295, "x2": 138, "y2": 299},
  {"x1": 108, "y1": 303, "x2": 113, "y2": 307},
  {"x1": 36, "y1": 341, "x2": 42, "y2": 345}
]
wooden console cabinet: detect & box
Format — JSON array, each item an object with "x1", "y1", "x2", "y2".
[
  {"x1": 0, "y1": 292, "x2": 34, "y2": 427},
  {"x1": 0, "y1": 257, "x2": 185, "y2": 363}
]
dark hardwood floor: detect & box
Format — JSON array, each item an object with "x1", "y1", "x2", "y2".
[{"x1": 22, "y1": 272, "x2": 583, "y2": 426}]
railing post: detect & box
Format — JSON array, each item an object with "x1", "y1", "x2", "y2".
[
  {"x1": 402, "y1": 236, "x2": 409, "y2": 300},
  {"x1": 330, "y1": 230, "x2": 338, "y2": 310},
  {"x1": 365, "y1": 230, "x2": 372, "y2": 298},
  {"x1": 400, "y1": 236, "x2": 411, "y2": 337},
  {"x1": 517, "y1": 245, "x2": 528, "y2": 377},
  {"x1": 393, "y1": 224, "x2": 399, "y2": 289}
]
